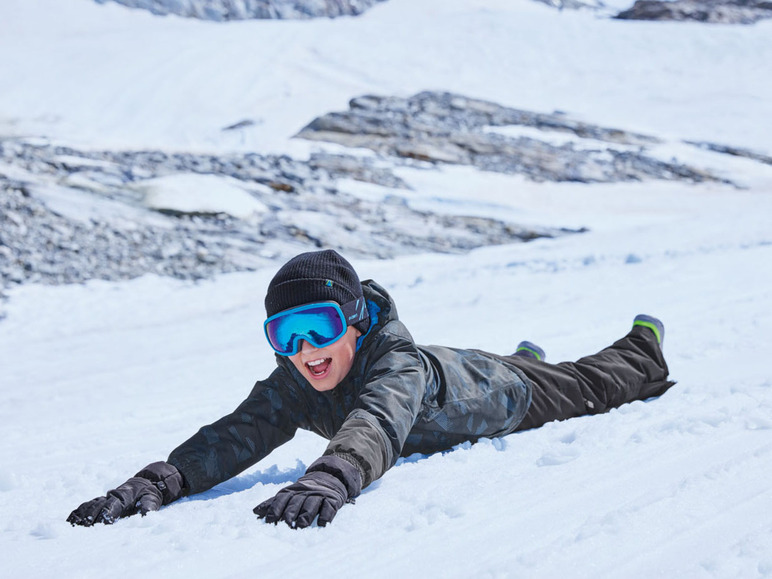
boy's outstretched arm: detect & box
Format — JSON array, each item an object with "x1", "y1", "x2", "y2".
[
  {"x1": 67, "y1": 462, "x2": 185, "y2": 526},
  {"x1": 67, "y1": 368, "x2": 301, "y2": 526}
]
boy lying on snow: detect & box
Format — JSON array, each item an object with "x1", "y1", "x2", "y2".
[{"x1": 68, "y1": 249, "x2": 674, "y2": 529}]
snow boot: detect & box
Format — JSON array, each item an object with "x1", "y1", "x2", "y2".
[
  {"x1": 633, "y1": 314, "x2": 665, "y2": 347},
  {"x1": 514, "y1": 340, "x2": 546, "y2": 361}
]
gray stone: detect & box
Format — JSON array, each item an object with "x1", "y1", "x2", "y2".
[
  {"x1": 615, "y1": 0, "x2": 772, "y2": 24},
  {"x1": 297, "y1": 91, "x2": 730, "y2": 185},
  {"x1": 685, "y1": 141, "x2": 772, "y2": 165},
  {"x1": 1, "y1": 129, "x2": 574, "y2": 298},
  {"x1": 93, "y1": 0, "x2": 388, "y2": 20}
]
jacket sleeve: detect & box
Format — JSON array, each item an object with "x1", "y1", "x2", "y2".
[
  {"x1": 167, "y1": 367, "x2": 301, "y2": 495},
  {"x1": 325, "y1": 321, "x2": 426, "y2": 488}
]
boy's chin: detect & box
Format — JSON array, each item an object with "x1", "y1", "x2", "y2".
[{"x1": 307, "y1": 377, "x2": 339, "y2": 392}]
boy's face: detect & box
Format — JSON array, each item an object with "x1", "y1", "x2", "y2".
[{"x1": 288, "y1": 326, "x2": 361, "y2": 392}]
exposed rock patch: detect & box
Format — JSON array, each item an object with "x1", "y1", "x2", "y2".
[
  {"x1": 615, "y1": 0, "x2": 772, "y2": 24},
  {"x1": 94, "y1": 0, "x2": 387, "y2": 20},
  {"x1": 93, "y1": 0, "x2": 772, "y2": 23},
  {"x1": 0, "y1": 136, "x2": 575, "y2": 311},
  {"x1": 297, "y1": 91, "x2": 730, "y2": 185},
  {"x1": 686, "y1": 141, "x2": 772, "y2": 165},
  {"x1": 533, "y1": 0, "x2": 606, "y2": 11}
]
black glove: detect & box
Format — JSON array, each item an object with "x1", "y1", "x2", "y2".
[
  {"x1": 254, "y1": 455, "x2": 362, "y2": 528},
  {"x1": 67, "y1": 461, "x2": 185, "y2": 527}
]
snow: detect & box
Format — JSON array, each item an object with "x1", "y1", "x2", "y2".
[
  {"x1": 132, "y1": 173, "x2": 270, "y2": 218},
  {"x1": 1, "y1": 0, "x2": 772, "y2": 577}
]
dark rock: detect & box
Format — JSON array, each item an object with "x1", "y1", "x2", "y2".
[
  {"x1": 533, "y1": 0, "x2": 605, "y2": 10},
  {"x1": 615, "y1": 0, "x2": 772, "y2": 24},
  {"x1": 1, "y1": 133, "x2": 572, "y2": 297},
  {"x1": 298, "y1": 91, "x2": 731, "y2": 185},
  {"x1": 685, "y1": 141, "x2": 772, "y2": 165},
  {"x1": 222, "y1": 120, "x2": 258, "y2": 131},
  {"x1": 94, "y1": 0, "x2": 388, "y2": 20},
  {"x1": 308, "y1": 153, "x2": 410, "y2": 189}
]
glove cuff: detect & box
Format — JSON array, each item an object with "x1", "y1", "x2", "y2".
[
  {"x1": 134, "y1": 461, "x2": 186, "y2": 505},
  {"x1": 306, "y1": 455, "x2": 362, "y2": 499}
]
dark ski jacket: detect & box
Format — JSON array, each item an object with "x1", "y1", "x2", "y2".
[{"x1": 168, "y1": 280, "x2": 531, "y2": 494}]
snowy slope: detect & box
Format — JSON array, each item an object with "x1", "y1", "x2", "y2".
[
  {"x1": 2, "y1": 0, "x2": 771, "y2": 153},
  {"x1": 1, "y1": 1, "x2": 772, "y2": 578}
]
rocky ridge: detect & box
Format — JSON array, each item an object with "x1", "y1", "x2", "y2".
[
  {"x1": 94, "y1": 0, "x2": 387, "y2": 20},
  {"x1": 615, "y1": 0, "x2": 772, "y2": 24},
  {"x1": 0, "y1": 128, "x2": 579, "y2": 315},
  {"x1": 94, "y1": 0, "x2": 772, "y2": 24},
  {"x1": 297, "y1": 92, "x2": 731, "y2": 185}
]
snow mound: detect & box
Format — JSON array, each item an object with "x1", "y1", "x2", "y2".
[{"x1": 133, "y1": 173, "x2": 269, "y2": 218}]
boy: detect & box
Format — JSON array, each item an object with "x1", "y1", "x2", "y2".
[{"x1": 67, "y1": 250, "x2": 673, "y2": 529}]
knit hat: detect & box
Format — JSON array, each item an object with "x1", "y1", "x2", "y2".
[{"x1": 265, "y1": 249, "x2": 370, "y2": 333}]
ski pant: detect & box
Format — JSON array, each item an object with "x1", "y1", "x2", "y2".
[{"x1": 510, "y1": 325, "x2": 674, "y2": 432}]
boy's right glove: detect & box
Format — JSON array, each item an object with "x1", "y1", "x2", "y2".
[
  {"x1": 67, "y1": 461, "x2": 185, "y2": 526},
  {"x1": 253, "y1": 455, "x2": 361, "y2": 528}
]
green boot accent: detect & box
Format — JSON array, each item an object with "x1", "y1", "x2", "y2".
[
  {"x1": 633, "y1": 314, "x2": 665, "y2": 346},
  {"x1": 514, "y1": 340, "x2": 546, "y2": 361}
]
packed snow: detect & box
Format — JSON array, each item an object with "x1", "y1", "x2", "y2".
[
  {"x1": 133, "y1": 173, "x2": 270, "y2": 218},
  {"x1": 1, "y1": 0, "x2": 772, "y2": 578}
]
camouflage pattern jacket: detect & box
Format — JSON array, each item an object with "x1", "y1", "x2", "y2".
[{"x1": 167, "y1": 280, "x2": 532, "y2": 493}]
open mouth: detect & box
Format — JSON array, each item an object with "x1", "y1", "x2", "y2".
[{"x1": 306, "y1": 358, "x2": 332, "y2": 378}]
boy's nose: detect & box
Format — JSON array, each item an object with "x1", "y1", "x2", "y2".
[{"x1": 299, "y1": 339, "x2": 317, "y2": 353}]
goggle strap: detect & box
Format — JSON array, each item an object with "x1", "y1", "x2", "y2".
[{"x1": 341, "y1": 297, "x2": 368, "y2": 326}]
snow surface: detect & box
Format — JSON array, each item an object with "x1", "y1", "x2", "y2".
[
  {"x1": 1, "y1": 1, "x2": 772, "y2": 578},
  {"x1": 132, "y1": 173, "x2": 270, "y2": 218}
]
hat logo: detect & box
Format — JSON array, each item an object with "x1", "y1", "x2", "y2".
[{"x1": 325, "y1": 280, "x2": 333, "y2": 287}]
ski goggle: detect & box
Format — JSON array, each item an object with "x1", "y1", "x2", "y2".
[{"x1": 264, "y1": 298, "x2": 368, "y2": 356}]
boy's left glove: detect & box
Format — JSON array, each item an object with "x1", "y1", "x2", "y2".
[{"x1": 254, "y1": 455, "x2": 361, "y2": 528}]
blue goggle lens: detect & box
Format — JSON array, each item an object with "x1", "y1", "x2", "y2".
[{"x1": 264, "y1": 302, "x2": 347, "y2": 356}]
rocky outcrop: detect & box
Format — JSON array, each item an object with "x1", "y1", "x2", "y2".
[
  {"x1": 615, "y1": 0, "x2": 772, "y2": 24},
  {"x1": 94, "y1": 0, "x2": 387, "y2": 20},
  {"x1": 297, "y1": 91, "x2": 729, "y2": 185},
  {"x1": 0, "y1": 137, "x2": 575, "y2": 307},
  {"x1": 94, "y1": 0, "x2": 772, "y2": 23},
  {"x1": 532, "y1": 0, "x2": 605, "y2": 11}
]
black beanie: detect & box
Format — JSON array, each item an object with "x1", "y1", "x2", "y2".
[{"x1": 265, "y1": 249, "x2": 370, "y2": 333}]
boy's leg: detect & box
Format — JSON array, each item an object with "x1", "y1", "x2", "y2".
[{"x1": 511, "y1": 319, "x2": 674, "y2": 432}]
